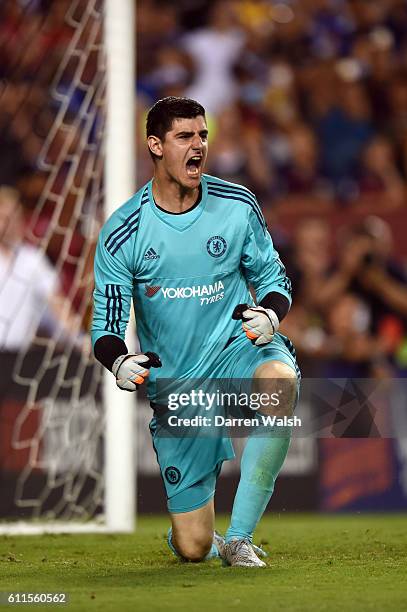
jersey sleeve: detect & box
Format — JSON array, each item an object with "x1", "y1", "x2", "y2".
[
  {"x1": 91, "y1": 227, "x2": 134, "y2": 348},
  {"x1": 240, "y1": 207, "x2": 292, "y2": 307}
]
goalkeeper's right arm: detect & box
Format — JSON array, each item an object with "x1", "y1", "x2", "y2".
[
  {"x1": 92, "y1": 215, "x2": 162, "y2": 390},
  {"x1": 94, "y1": 335, "x2": 161, "y2": 392},
  {"x1": 112, "y1": 351, "x2": 162, "y2": 391}
]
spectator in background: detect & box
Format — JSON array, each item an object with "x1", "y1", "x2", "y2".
[
  {"x1": 207, "y1": 104, "x2": 249, "y2": 185},
  {"x1": 284, "y1": 217, "x2": 333, "y2": 308},
  {"x1": 316, "y1": 80, "x2": 374, "y2": 200},
  {"x1": 318, "y1": 217, "x2": 407, "y2": 328},
  {"x1": 298, "y1": 216, "x2": 407, "y2": 374},
  {"x1": 136, "y1": 0, "x2": 180, "y2": 87},
  {"x1": 355, "y1": 135, "x2": 405, "y2": 209},
  {"x1": 0, "y1": 81, "x2": 47, "y2": 187},
  {"x1": 144, "y1": 45, "x2": 193, "y2": 100},
  {"x1": 364, "y1": 27, "x2": 397, "y2": 131},
  {"x1": 277, "y1": 123, "x2": 334, "y2": 211},
  {"x1": 322, "y1": 292, "x2": 384, "y2": 378},
  {"x1": 207, "y1": 103, "x2": 273, "y2": 194},
  {"x1": 386, "y1": 76, "x2": 407, "y2": 153},
  {"x1": 182, "y1": 0, "x2": 246, "y2": 114},
  {"x1": 280, "y1": 218, "x2": 335, "y2": 375},
  {"x1": 280, "y1": 214, "x2": 407, "y2": 377},
  {"x1": 0, "y1": 186, "x2": 84, "y2": 352},
  {"x1": 348, "y1": 218, "x2": 407, "y2": 374}
]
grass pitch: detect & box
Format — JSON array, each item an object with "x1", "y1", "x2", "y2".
[{"x1": 1, "y1": 514, "x2": 406, "y2": 612}]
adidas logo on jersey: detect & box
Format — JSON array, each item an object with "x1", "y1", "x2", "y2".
[{"x1": 144, "y1": 247, "x2": 160, "y2": 260}]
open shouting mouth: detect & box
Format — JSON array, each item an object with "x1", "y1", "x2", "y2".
[{"x1": 186, "y1": 155, "x2": 203, "y2": 177}]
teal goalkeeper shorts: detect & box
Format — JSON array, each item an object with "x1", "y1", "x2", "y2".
[{"x1": 149, "y1": 332, "x2": 300, "y2": 514}]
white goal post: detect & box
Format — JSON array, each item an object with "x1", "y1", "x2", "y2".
[
  {"x1": 104, "y1": 0, "x2": 136, "y2": 533},
  {"x1": 0, "y1": 0, "x2": 136, "y2": 535}
]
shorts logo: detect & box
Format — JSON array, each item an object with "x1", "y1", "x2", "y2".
[
  {"x1": 165, "y1": 466, "x2": 181, "y2": 485},
  {"x1": 207, "y1": 235, "x2": 227, "y2": 258},
  {"x1": 145, "y1": 284, "x2": 161, "y2": 297}
]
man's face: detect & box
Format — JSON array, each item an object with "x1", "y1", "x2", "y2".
[{"x1": 149, "y1": 116, "x2": 208, "y2": 189}]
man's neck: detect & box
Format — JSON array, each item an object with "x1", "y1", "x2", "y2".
[{"x1": 152, "y1": 175, "x2": 200, "y2": 214}]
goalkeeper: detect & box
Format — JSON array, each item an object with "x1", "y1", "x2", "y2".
[{"x1": 92, "y1": 97, "x2": 300, "y2": 567}]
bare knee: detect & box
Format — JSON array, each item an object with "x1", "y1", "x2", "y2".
[
  {"x1": 253, "y1": 360, "x2": 298, "y2": 416},
  {"x1": 170, "y1": 498, "x2": 214, "y2": 561},
  {"x1": 173, "y1": 531, "x2": 213, "y2": 562},
  {"x1": 254, "y1": 359, "x2": 295, "y2": 377}
]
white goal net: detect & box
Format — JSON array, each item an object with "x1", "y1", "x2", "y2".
[{"x1": 0, "y1": 0, "x2": 135, "y2": 534}]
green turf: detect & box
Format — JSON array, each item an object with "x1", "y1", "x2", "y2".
[{"x1": 1, "y1": 514, "x2": 406, "y2": 612}]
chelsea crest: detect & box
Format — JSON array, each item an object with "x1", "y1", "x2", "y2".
[{"x1": 207, "y1": 235, "x2": 227, "y2": 258}]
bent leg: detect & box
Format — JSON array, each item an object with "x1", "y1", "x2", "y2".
[
  {"x1": 170, "y1": 498, "x2": 215, "y2": 562},
  {"x1": 226, "y1": 360, "x2": 298, "y2": 543},
  {"x1": 253, "y1": 359, "x2": 298, "y2": 418}
]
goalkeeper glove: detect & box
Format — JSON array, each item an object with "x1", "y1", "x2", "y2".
[
  {"x1": 232, "y1": 303, "x2": 279, "y2": 346},
  {"x1": 112, "y1": 351, "x2": 162, "y2": 392}
]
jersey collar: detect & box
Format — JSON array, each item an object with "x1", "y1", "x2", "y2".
[{"x1": 147, "y1": 177, "x2": 208, "y2": 232}]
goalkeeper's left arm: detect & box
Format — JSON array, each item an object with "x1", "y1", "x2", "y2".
[{"x1": 235, "y1": 206, "x2": 292, "y2": 345}]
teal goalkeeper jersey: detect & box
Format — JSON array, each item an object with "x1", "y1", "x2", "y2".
[{"x1": 91, "y1": 174, "x2": 292, "y2": 399}]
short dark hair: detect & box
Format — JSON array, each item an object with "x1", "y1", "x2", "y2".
[{"x1": 146, "y1": 96, "x2": 206, "y2": 141}]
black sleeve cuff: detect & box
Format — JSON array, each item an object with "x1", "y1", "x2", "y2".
[
  {"x1": 94, "y1": 335, "x2": 128, "y2": 371},
  {"x1": 259, "y1": 292, "x2": 290, "y2": 322}
]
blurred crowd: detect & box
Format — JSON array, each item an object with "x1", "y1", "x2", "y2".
[
  {"x1": 280, "y1": 215, "x2": 407, "y2": 377},
  {"x1": 137, "y1": 0, "x2": 407, "y2": 211},
  {"x1": 0, "y1": 0, "x2": 407, "y2": 375},
  {"x1": 0, "y1": 0, "x2": 102, "y2": 348}
]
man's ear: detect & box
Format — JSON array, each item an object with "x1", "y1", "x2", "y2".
[{"x1": 147, "y1": 135, "x2": 163, "y2": 159}]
